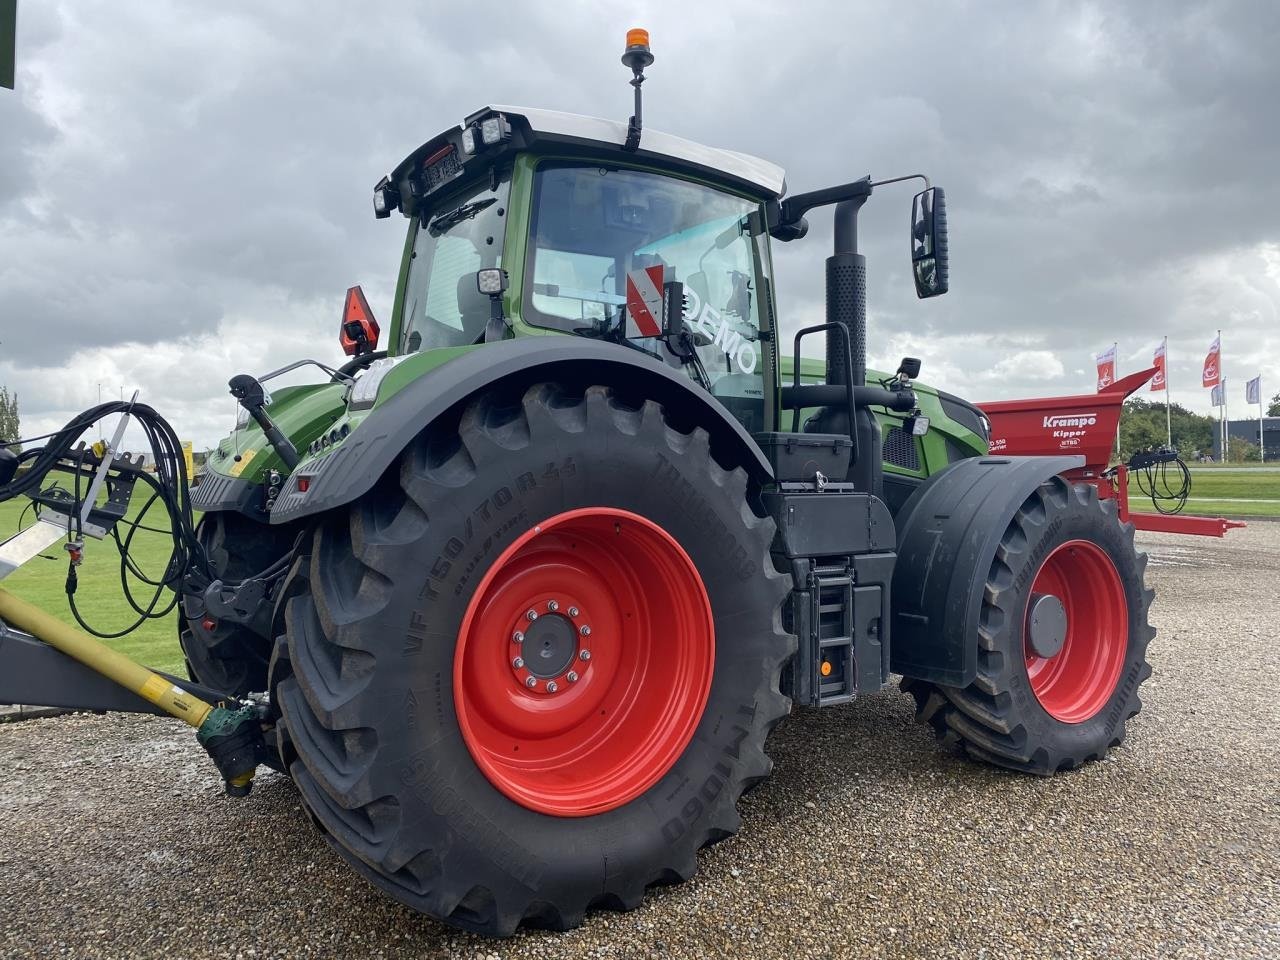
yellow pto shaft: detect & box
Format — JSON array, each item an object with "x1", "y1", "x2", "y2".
[{"x1": 0, "y1": 586, "x2": 213, "y2": 728}]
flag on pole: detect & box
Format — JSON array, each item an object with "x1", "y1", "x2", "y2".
[
  {"x1": 1211, "y1": 383, "x2": 1224, "y2": 406},
  {"x1": 1150, "y1": 340, "x2": 1167, "y2": 391},
  {"x1": 1095, "y1": 345, "x2": 1117, "y2": 391},
  {"x1": 1202, "y1": 335, "x2": 1221, "y2": 387},
  {"x1": 1246, "y1": 375, "x2": 1261, "y2": 406}
]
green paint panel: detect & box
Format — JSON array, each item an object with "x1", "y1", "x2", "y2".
[
  {"x1": 778, "y1": 355, "x2": 987, "y2": 477},
  {"x1": 203, "y1": 383, "x2": 348, "y2": 484}
]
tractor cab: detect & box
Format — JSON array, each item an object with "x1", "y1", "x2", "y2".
[{"x1": 377, "y1": 104, "x2": 785, "y2": 434}]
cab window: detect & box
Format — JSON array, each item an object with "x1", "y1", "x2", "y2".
[{"x1": 525, "y1": 163, "x2": 770, "y2": 432}]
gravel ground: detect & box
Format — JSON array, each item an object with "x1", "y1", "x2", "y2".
[{"x1": 2, "y1": 524, "x2": 1278, "y2": 960}]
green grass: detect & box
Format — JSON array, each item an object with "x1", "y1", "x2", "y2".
[
  {"x1": 1126, "y1": 466, "x2": 1279, "y2": 518},
  {"x1": 0, "y1": 497, "x2": 188, "y2": 675},
  {"x1": 1182, "y1": 460, "x2": 1276, "y2": 468},
  {"x1": 1185, "y1": 468, "x2": 1280, "y2": 500},
  {"x1": 1176, "y1": 499, "x2": 1280, "y2": 518}
]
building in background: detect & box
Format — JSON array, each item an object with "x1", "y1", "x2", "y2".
[{"x1": 1211, "y1": 418, "x2": 1279, "y2": 461}]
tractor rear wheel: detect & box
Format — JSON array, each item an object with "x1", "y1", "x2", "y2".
[
  {"x1": 274, "y1": 383, "x2": 792, "y2": 935},
  {"x1": 901, "y1": 477, "x2": 1154, "y2": 774}
]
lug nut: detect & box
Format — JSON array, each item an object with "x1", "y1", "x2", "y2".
[
  {"x1": 566, "y1": 671, "x2": 579, "y2": 683},
  {"x1": 579, "y1": 649, "x2": 591, "y2": 661},
  {"x1": 525, "y1": 676, "x2": 538, "y2": 689},
  {"x1": 512, "y1": 631, "x2": 524, "y2": 644},
  {"x1": 579, "y1": 625, "x2": 591, "y2": 637},
  {"x1": 568, "y1": 606, "x2": 580, "y2": 617},
  {"x1": 526, "y1": 609, "x2": 538, "y2": 622},
  {"x1": 546, "y1": 681, "x2": 558, "y2": 693},
  {"x1": 547, "y1": 600, "x2": 559, "y2": 612},
  {"x1": 513, "y1": 657, "x2": 524, "y2": 669}
]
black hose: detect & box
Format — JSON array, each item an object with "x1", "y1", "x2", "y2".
[
  {"x1": 1131, "y1": 454, "x2": 1191, "y2": 515},
  {"x1": 0, "y1": 400, "x2": 210, "y2": 637}
]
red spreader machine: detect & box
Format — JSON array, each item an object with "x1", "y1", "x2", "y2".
[{"x1": 981, "y1": 367, "x2": 1246, "y2": 538}]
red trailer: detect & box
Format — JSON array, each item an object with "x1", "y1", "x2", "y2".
[{"x1": 980, "y1": 368, "x2": 1245, "y2": 538}]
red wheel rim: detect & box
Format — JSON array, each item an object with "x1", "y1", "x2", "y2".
[
  {"x1": 1023, "y1": 539, "x2": 1128, "y2": 723},
  {"x1": 454, "y1": 507, "x2": 715, "y2": 817}
]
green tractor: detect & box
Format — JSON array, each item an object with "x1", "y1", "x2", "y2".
[{"x1": 178, "y1": 32, "x2": 1151, "y2": 935}]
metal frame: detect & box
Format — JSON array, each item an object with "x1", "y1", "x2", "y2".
[{"x1": 0, "y1": 397, "x2": 136, "y2": 581}]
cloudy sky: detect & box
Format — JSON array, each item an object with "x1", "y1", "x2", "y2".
[{"x1": 2, "y1": 0, "x2": 1277, "y2": 449}]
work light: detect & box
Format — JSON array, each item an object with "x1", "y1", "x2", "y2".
[
  {"x1": 372, "y1": 185, "x2": 399, "y2": 219},
  {"x1": 480, "y1": 115, "x2": 511, "y2": 146},
  {"x1": 477, "y1": 268, "x2": 508, "y2": 295}
]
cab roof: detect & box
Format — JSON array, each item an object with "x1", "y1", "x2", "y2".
[{"x1": 383, "y1": 105, "x2": 787, "y2": 214}]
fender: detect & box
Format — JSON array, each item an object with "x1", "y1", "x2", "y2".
[
  {"x1": 889, "y1": 454, "x2": 1084, "y2": 686},
  {"x1": 270, "y1": 337, "x2": 774, "y2": 525}
]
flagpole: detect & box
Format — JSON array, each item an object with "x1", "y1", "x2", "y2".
[
  {"x1": 1221, "y1": 329, "x2": 1229, "y2": 462},
  {"x1": 1213, "y1": 330, "x2": 1223, "y2": 465},
  {"x1": 1163, "y1": 335, "x2": 1171, "y2": 449},
  {"x1": 1113, "y1": 341, "x2": 1120, "y2": 462},
  {"x1": 1261, "y1": 375, "x2": 1266, "y2": 464}
]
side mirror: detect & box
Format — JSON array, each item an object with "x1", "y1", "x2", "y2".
[
  {"x1": 340, "y1": 285, "x2": 380, "y2": 357},
  {"x1": 911, "y1": 187, "x2": 949, "y2": 299}
]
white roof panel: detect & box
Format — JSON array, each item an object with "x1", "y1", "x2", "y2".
[{"x1": 483, "y1": 104, "x2": 786, "y2": 197}]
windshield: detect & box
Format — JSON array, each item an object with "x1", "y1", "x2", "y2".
[
  {"x1": 400, "y1": 176, "x2": 510, "y2": 353},
  {"x1": 526, "y1": 163, "x2": 771, "y2": 431}
]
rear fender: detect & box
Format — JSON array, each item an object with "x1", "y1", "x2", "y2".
[
  {"x1": 890, "y1": 455, "x2": 1083, "y2": 686},
  {"x1": 269, "y1": 338, "x2": 773, "y2": 525}
]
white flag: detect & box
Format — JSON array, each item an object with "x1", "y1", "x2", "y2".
[
  {"x1": 1246, "y1": 376, "x2": 1261, "y2": 406},
  {"x1": 1211, "y1": 383, "x2": 1224, "y2": 407}
]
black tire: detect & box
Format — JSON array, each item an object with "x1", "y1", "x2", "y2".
[
  {"x1": 900, "y1": 477, "x2": 1154, "y2": 774},
  {"x1": 178, "y1": 512, "x2": 288, "y2": 697},
  {"x1": 274, "y1": 383, "x2": 793, "y2": 935}
]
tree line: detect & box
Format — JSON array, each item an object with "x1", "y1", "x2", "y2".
[
  {"x1": 1119, "y1": 396, "x2": 1270, "y2": 463},
  {"x1": 0, "y1": 386, "x2": 18, "y2": 451}
]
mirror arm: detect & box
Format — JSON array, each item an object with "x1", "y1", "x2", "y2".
[
  {"x1": 774, "y1": 176, "x2": 873, "y2": 232},
  {"x1": 869, "y1": 173, "x2": 931, "y2": 191}
]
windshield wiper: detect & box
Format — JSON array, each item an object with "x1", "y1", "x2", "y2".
[{"x1": 428, "y1": 198, "x2": 498, "y2": 236}]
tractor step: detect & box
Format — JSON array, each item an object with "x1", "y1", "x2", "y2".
[
  {"x1": 812, "y1": 565, "x2": 856, "y2": 705},
  {"x1": 763, "y1": 487, "x2": 897, "y2": 709}
]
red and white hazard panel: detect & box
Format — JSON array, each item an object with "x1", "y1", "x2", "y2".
[{"x1": 624, "y1": 265, "x2": 666, "y2": 338}]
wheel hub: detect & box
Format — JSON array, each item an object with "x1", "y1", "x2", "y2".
[
  {"x1": 522, "y1": 611, "x2": 578, "y2": 678},
  {"x1": 509, "y1": 603, "x2": 592, "y2": 691},
  {"x1": 1026, "y1": 592, "x2": 1068, "y2": 659}
]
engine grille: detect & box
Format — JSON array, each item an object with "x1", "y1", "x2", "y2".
[{"x1": 882, "y1": 426, "x2": 921, "y2": 471}]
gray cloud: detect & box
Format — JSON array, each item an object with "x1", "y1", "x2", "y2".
[{"x1": 1, "y1": 0, "x2": 1277, "y2": 447}]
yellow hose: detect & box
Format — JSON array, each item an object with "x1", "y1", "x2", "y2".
[{"x1": 0, "y1": 586, "x2": 214, "y2": 728}]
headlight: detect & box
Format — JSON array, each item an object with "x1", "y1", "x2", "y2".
[
  {"x1": 348, "y1": 356, "x2": 409, "y2": 409},
  {"x1": 461, "y1": 126, "x2": 477, "y2": 155}
]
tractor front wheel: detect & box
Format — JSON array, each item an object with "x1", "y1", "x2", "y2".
[
  {"x1": 901, "y1": 477, "x2": 1154, "y2": 774},
  {"x1": 274, "y1": 383, "x2": 792, "y2": 935}
]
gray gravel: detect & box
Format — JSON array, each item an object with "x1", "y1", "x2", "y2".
[{"x1": 2, "y1": 524, "x2": 1278, "y2": 960}]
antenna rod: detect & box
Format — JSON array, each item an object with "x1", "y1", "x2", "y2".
[{"x1": 621, "y1": 29, "x2": 654, "y2": 152}]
